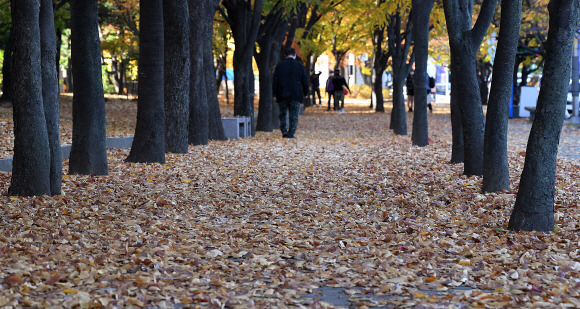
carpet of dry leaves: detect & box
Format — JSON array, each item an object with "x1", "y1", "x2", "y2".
[{"x1": 0, "y1": 96, "x2": 580, "y2": 308}]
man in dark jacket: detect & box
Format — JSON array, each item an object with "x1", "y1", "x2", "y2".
[{"x1": 273, "y1": 48, "x2": 309, "y2": 138}]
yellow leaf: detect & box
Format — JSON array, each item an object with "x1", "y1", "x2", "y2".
[
  {"x1": 494, "y1": 288, "x2": 504, "y2": 293},
  {"x1": 63, "y1": 288, "x2": 78, "y2": 294}
]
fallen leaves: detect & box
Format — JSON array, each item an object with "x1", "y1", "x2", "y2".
[{"x1": 0, "y1": 101, "x2": 578, "y2": 307}]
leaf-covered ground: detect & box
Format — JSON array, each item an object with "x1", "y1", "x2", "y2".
[{"x1": 0, "y1": 98, "x2": 580, "y2": 308}]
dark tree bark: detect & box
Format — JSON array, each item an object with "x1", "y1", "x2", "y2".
[
  {"x1": 188, "y1": 0, "x2": 209, "y2": 145},
  {"x1": 9, "y1": 0, "x2": 51, "y2": 196},
  {"x1": 508, "y1": 0, "x2": 579, "y2": 232},
  {"x1": 371, "y1": 0, "x2": 390, "y2": 113},
  {"x1": 255, "y1": 5, "x2": 286, "y2": 132},
  {"x1": 482, "y1": 0, "x2": 522, "y2": 192},
  {"x1": 204, "y1": 0, "x2": 227, "y2": 141},
  {"x1": 449, "y1": 64, "x2": 464, "y2": 163},
  {"x1": 221, "y1": 0, "x2": 263, "y2": 134},
  {"x1": 442, "y1": 0, "x2": 497, "y2": 176},
  {"x1": 126, "y1": 0, "x2": 166, "y2": 163},
  {"x1": 163, "y1": 0, "x2": 190, "y2": 153},
  {"x1": 69, "y1": 0, "x2": 108, "y2": 175},
  {"x1": 40, "y1": 0, "x2": 62, "y2": 196},
  {"x1": 1, "y1": 31, "x2": 13, "y2": 104},
  {"x1": 387, "y1": 12, "x2": 413, "y2": 135},
  {"x1": 411, "y1": 0, "x2": 434, "y2": 147}
]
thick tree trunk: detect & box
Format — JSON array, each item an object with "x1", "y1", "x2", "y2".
[
  {"x1": 1, "y1": 31, "x2": 13, "y2": 104},
  {"x1": 205, "y1": 0, "x2": 227, "y2": 141},
  {"x1": 391, "y1": 80, "x2": 407, "y2": 135},
  {"x1": 443, "y1": 0, "x2": 497, "y2": 175},
  {"x1": 188, "y1": 0, "x2": 209, "y2": 145},
  {"x1": 9, "y1": 0, "x2": 51, "y2": 196},
  {"x1": 509, "y1": 0, "x2": 579, "y2": 232},
  {"x1": 450, "y1": 46, "x2": 485, "y2": 175},
  {"x1": 449, "y1": 65, "x2": 464, "y2": 163},
  {"x1": 126, "y1": 0, "x2": 166, "y2": 163},
  {"x1": 163, "y1": 0, "x2": 190, "y2": 153},
  {"x1": 255, "y1": 46, "x2": 274, "y2": 132},
  {"x1": 40, "y1": 0, "x2": 62, "y2": 196},
  {"x1": 69, "y1": 0, "x2": 108, "y2": 175},
  {"x1": 411, "y1": 0, "x2": 434, "y2": 147},
  {"x1": 222, "y1": 0, "x2": 263, "y2": 134},
  {"x1": 483, "y1": 0, "x2": 522, "y2": 192}
]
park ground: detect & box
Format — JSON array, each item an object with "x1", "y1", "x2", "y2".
[{"x1": 0, "y1": 96, "x2": 579, "y2": 308}]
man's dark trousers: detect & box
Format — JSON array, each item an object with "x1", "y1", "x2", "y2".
[{"x1": 278, "y1": 99, "x2": 300, "y2": 138}]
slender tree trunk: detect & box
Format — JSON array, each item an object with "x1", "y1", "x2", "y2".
[
  {"x1": 1, "y1": 31, "x2": 13, "y2": 104},
  {"x1": 386, "y1": 11, "x2": 413, "y2": 134},
  {"x1": 69, "y1": 0, "x2": 108, "y2": 175},
  {"x1": 372, "y1": 25, "x2": 388, "y2": 113},
  {"x1": 40, "y1": 0, "x2": 62, "y2": 195},
  {"x1": 483, "y1": 0, "x2": 522, "y2": 192},
  {"x1": 509, "y1": 0, "x2": 579, "y2": 232},
  {"x1": 205, "y1": 0, "x2": 227, "y2": 141},
  {"x1": 9, "y1": 0, "x2": 51, "y2": 196},
  {"x1": 411, "y1": 0, "x2": 434, "y2": 147},
  {"x1": 163, "y1": 0, "x2": 190, "y2": 153},
  {"x1": 126, "y1": 0, "x2": 166, "y2": 163},
  {"x1": 372, "y1": 66, "x2": 385, "y2": 112},
  {"x1": 188, "y1": 0, "x2": 209, "y2": 145}
]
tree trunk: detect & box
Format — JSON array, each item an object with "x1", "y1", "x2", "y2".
[
  {"x1": 255, "y1": 6, "x2": 286, "y2": 132},
  {"x1": 450, "y1": 44, "x2": 485, "y2": 175},
  {"x1": 372, "y1": 66, "x2": 385, "y2": 112},
  {"x1": 411, "y1": 0, "x2": 434, "y2": 147},
  {"x1": 255, "y1": 44, "x2": 274, "y2": 132},
  {"x1": 69, "y1": 0, "x2": 108, "y2": 175},
  {"x1": 40, "y1": 0, "x2": 62, "y2": 196},
  {"x1": 163, "y1": 0, "x2": 190, "y2": 153},
  {"x1": 188, "y1": 0, "x2": 209, "y2": 145},
  {"x1": 449, "y1": 64, "x2": 464, "y2": 163},
  {"x1": 205, "y1": 0, "x2": 226, "y2": 141},
  {"x1": 483, "y1": 0, "x2": 522, "y2": 192},
  {"x1": 372, "y1": 22, "x2": 388, "y2": 113},
  {"x1": 9, "y1": 0, "x2": 51, "y2": 196},
  {"x1": 386, "y1": 11, "x2": 413, "y2": 134},
  {"x1": 443, "y1": 0, "x2": 497, "y2": 176},
  {"x1": 1, "y1": 31, "x2": 13, "y2": 104},
  {"x1": 508, "y1": 0, "x2": 579, "y2": 232},
  {"x1": 126, "y1": 0, "x2": 166, "y2": 163},
  {"x1": 391, "y1": 80, "x2": 407, "y2": 135},
  {"x1": 222, "y1": 0, "x2": 263, "y2": 134}
]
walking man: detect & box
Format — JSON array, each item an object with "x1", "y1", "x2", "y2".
[{"x1": 273, "y1": 48, "x2": 309, "y2": 138}]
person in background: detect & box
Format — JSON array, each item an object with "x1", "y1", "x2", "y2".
[
  {"x1": 427, "y1": 74, "x2": 436, "y2": 112},
  {"x1": 332, "y1": 70, "x2": 350, "y2": 114},
  {"x1": 406, "y1": 72, "x2": 414, "y2": 112},
  {"x1": 325, "y1": 71, "x2": 335, "y2": 111},
  {"x1": 310, "y1": 71, "x2": 322, "y2": 106},
  {"x1": 272, "y1": 48, "x2": 309, "y2": 139}
]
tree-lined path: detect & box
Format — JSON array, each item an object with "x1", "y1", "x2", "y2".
[{"x1": 0, "y1": 98, "x2": 579, "y2": 307}]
